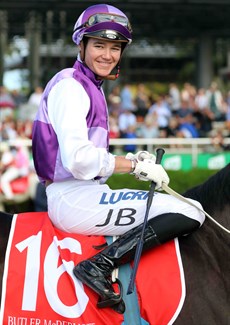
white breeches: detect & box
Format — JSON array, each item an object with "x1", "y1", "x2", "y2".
[{"x1": 46, "y1": 179, "x2": 205, "y2": 236}]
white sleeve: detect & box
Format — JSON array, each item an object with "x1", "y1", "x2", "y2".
[{"x1": 48, "y1": 78, "x2": 115, "y2": 180}]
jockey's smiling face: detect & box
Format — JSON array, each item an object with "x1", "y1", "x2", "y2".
[{"x1": 81, "y1": 38, "x2": 122, "y2": 78}]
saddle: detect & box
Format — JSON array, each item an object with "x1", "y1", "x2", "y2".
[{"x1": 0, "y1": 212, "x2": 185, "y2": 325}]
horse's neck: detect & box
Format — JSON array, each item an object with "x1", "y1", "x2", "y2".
[{"x1": 194, "y1": 208, "x2": 230, "y2": 254}]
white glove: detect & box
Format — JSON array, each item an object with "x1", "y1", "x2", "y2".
[
  {"x1": 133, "y1": 159, "x2": 170, "y2": 190},
  {"x1": 126, "y1": 151, "x2": 156, "y2": 163}
]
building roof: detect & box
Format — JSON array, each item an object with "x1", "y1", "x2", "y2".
[{"x1": 1, "y1": 0, "x2": 230, "y2": 42}]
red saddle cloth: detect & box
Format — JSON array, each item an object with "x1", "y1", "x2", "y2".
[{"x1": 0, "y1": 212, "x2": 185, "y2": 325}]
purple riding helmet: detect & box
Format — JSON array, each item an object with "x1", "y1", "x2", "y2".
[{"x1": 72, "y1": 4, "x2": 132, "y2": 79}]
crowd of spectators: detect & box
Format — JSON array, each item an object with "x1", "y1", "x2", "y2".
[
  {"x1": 0, "y1": 85, "x2": 43, "y2": 204},
  {"x1": 107, "y1": 81, "x2": 230, "y2": 152},
  {"x1": 0, "y1": 81, "x2": 229, "y2": 204},
  {"x1": 0, "y1": 81, "x2": 230, "y2": 148},
  {"x1": 0, "y1": 85, "x2": 43, "y2": 142}
]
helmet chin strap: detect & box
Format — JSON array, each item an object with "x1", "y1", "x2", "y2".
[{"x1": 104, "y1": 64, "x2": 120, "y2": 80}]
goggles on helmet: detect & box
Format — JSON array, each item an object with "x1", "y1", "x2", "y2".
[{"x1": 74, "y1": 13, "x2": 132, "y2": 33}]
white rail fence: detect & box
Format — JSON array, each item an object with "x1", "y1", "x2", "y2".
[
  {"x1": 110, "y1": 138, "x2": 230, "y2": 167},
  {"x1": 6, "y1": 137, "x2": 230, "y2": 168}
]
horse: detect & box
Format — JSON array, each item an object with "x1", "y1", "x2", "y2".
[{"x1": 0, "y1": 164, "x2": 229, "y2": 325}]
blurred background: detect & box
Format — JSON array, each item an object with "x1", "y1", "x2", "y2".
[{"x1": 0, "y1": 0, "x2": 230, "y2": 212}]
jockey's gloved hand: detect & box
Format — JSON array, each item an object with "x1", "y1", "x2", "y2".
[
  {"x1": 126, "y1": 151, "x2": 156, "y2": 163},
  {"x1": 132, "y1": 159, "x2": 170, "y2": 190}
]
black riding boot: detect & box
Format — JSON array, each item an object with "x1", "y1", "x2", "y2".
[{"x1": 73, "y1": 213, "x2": 200, "y2": 313}]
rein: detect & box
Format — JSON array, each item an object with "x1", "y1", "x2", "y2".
[{"x1": 162, "y1": 183, "x2": 230, "y2": 235}]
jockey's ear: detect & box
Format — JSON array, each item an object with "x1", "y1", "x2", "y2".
[{"x1": 79, "y1": 39, "x2": 87, "y2": 61}]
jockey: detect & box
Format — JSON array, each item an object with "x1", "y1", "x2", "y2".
[
  {"x1": 0, "y1": 142, "x2": 30, "y2": 200},
  {"x1": 32, "y1": 4, "x2": 205, "y2": 314}
]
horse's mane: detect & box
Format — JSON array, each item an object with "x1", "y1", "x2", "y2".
[
  {"x1": 183, "y1": 164, "x2": 230, "y2": 215},
  {"x1": 0, "y1": 211, "x2": 13, "y2": 297},
  {"x1": 0, "y1": 212, "x2": 13, "y2": 259},
  {"x1": 0, "y1": 211, "x2": 13, "y2": 238}
]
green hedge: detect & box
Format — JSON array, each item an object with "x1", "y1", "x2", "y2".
[{"x1": 106, "y1": 169, "x2": 218, "y2": 194}]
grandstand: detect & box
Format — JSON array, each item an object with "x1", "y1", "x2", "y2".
[{"x1": 1, "y1": 1, "x2": 230, "y2": 89}]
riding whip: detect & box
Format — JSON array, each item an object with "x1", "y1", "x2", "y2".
[{"x1": 127, "y1": 147, "x2": 165, "y2": 295}]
